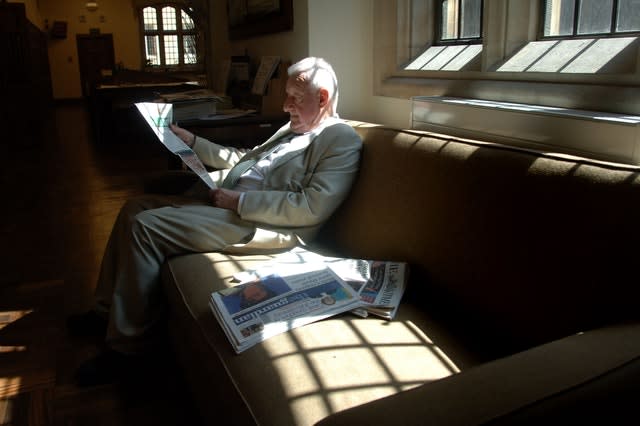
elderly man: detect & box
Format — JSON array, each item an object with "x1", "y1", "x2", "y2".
[{"x1": 68, "y1": 57, "x2": 362, "y2": 386}]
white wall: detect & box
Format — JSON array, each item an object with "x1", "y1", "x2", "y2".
[
  {"x1": 307, "y1": 0, "x2": 411, "y2": 128},
  {"x1": 210, "y1": 0, "x2": 309, "y2": 71},
  {"x1": 370, "y1": 96, "x2": 412, "y2": 129}
]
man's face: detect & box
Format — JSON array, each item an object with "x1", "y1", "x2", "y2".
[{"x1": 282, "y1": 73, "x2": 327, "y2": 134}]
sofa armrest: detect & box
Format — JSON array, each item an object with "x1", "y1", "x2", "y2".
[{"x1": 316, "y1": 322, "x2": 640, "y2": 426}]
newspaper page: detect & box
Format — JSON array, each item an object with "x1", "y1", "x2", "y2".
[
  {"x1": 330, "y1": 259, "x2": 407, "y2": 320},
  {"x1": 135, "y1": 102, "x2": 216, "y2": 189},
  {"x1": 233, "y1": 246, "x2": 409, "y2": 321},
  {"x1": 210, "y1": 263, "x2": 362, "y2": 354}
]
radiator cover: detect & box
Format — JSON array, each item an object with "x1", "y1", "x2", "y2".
[{"x1": 412, "y1": 96, "x2": 640, "y2": 165}]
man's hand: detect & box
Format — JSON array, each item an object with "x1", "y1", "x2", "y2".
[
  {"x1": 209, "y1": 188, "x2": 241, "y2": 212},
  {"x1": 170, "y1": 123, "x2": 196, "y2": 147}
]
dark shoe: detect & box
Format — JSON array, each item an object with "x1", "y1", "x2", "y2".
[
  {"x1": 66, "y1": 310, "x2": 108, "y2": 338},
  {"x1": 74, "y1": 349, "x2": 144, "y2": 387}
]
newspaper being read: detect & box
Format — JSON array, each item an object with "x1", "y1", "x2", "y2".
[
  {"x1": 135, "y1": 102, "x2": 216, "y2": 189},
  {"x1": 210, "y1": 263, "x2": 362, "y2": 354}
]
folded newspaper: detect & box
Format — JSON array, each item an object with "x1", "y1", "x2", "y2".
[
  {"x1": 210, "y1": 246, "x2": 408, "y2": 353},
  {"x1": 135, "y1": 102, "x2": 217, "y2": 189}
]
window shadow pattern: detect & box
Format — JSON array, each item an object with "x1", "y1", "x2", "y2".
[
  {"x1": 259, "y1": 315, "x2": 460, "y2": 423},
  {"x1": 203, "y1": 254, "x2": 462, "y2": 424},
  {"x1": 405, "y1": 45, "x2": 482, "y2": 71},
  {"x1": 497, "y1": 37, "x2": 637, "y2": 73}
]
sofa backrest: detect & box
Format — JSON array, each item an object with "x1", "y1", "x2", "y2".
[{"x1": 318, "y1": 122, "x2": 640, "y2": 349}]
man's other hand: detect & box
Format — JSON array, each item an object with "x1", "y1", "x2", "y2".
[
  {"x1": 169, "y1": 123, "x2": 196, "y2": 147},
  {"x1": 209, "y1": 188, "x2": 241, "y2": 212}
]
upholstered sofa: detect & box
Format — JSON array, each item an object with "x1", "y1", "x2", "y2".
[{"x1": 160, "y1": 122, "x2": 640, "y2": 425}]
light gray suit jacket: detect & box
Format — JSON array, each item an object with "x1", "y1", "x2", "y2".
[{"x1": 192, "y1": 117, "x2": 362, "y2": 252}]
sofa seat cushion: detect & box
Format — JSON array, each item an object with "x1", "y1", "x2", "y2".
[
  {"x1": 317, "y1": 322, "x2": 640, "y2": 426},
  {"x1": 162, "y1": 251, "x2": 485, "y2": 426}
]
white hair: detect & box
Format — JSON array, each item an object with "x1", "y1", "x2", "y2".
[{"x1": 288, "y1": 57, "x2": 339, "y2": 116}]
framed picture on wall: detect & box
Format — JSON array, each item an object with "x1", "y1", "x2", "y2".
[{"x1": 227, "y1": 0, "x2": 293, "y2": 40}]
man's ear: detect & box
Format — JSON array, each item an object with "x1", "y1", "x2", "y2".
[{"x1": 318, "y1": 88, "x2": 329, "y2": 108}]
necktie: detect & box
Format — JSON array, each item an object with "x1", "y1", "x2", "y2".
[{"x1": 221, "y1": 133, "x2": 294, "y2": 189}]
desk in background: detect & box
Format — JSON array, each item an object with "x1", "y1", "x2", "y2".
[
  {"x1": 180, "y1": 113, "x2": 289, "y2": 149},
  {"x1": 89, "y1": 69, "x2": 203, "y2": 144}
]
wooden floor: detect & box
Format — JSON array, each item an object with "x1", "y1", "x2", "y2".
[{"x1": 0, "y1": 103, "x2": 202, "y2": 425}]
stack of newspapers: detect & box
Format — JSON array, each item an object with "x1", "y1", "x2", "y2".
[{"x1": 209, "y1": 247, "x2": 408, "y2": 354}]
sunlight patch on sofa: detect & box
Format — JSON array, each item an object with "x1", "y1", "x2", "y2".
[
  {"x1": 261, "y1": 318, "x2": 460, "y2": 423},
  {"x1": 0, "y1": 310, "x2": 33, "y2": 331},
  {"x1": 308, "y1": 347, "x2": 402, "y2": 388},
  {"x1": 527, "y1": 155, "x2": 640, "y2": 178},
  {"x1": 439, "y1": 140, "x2": 480, "y2": 160},
  {"x1": 0, "y1": 346, "x2": 27, "y2": 353},
  {"x1": 0, "y1": 377, "x2": 22, "y2": 398},
  {"x1": 346, "y1": 120, "x2": 383, "y2": 129},
  {"x1": 272, "y1": 352, "x2": 323, "y2": 396},
  {"x1": 262, "y1": 320, "x2": 365, "y2": 357},
  {"x1": 373, "y1": 345, "x2": 458, "y2": 382}
]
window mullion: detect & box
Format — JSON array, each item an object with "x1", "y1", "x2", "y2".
[
  {"x1": 611, "y1": 0, "x2": 619, "y2": 33},
  {"x1": 453, "y1": 0, "x2": 462, "y2": 40},
  {"x1": 573, "y1": 0, "x2": 581, "y2": 36},
  {"x1": 175, "y1": 8, "x2": 181, "y2": 66},
  {"x1": 435, "y1": 0, "x2": 443, "y2": 42},
  {"x1": 157, "y1": 7, "x2": 166, "y2": 66}
]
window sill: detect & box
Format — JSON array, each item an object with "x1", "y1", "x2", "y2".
[
  {"x1": 377, "y1": 71, "x2": 640, "y2": 116},
  {"x1": 390, "y1": 69, "x2": 640, "y2": 85}
]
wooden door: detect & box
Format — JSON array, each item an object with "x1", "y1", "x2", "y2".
[{"x1": 76, "y1": 34, "x2": 115, "y2": 97}]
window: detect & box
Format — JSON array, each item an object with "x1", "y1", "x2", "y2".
[
  {"x1": 438, "y1": 0, "x2": 483, "y2": 43},
  {"x1": 498, "y1": 0, "x2": 640, "y2": 73},
  {"x1": 140, "y1": 5, "x2": 199, "y2": 68},
  {"x1": 404, "y1": 0, "x2": 483, "y2": 71},
  {"x1": 543, "y1": 0, "x2": 640, "y2": 38},
  {"x1": 373, "y1": 0, "x2": 640, "y2": 116}
]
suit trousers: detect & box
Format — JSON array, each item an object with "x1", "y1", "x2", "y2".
[{"x1": 94, "y1": 193, "x2": 255, "y2": 353}]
